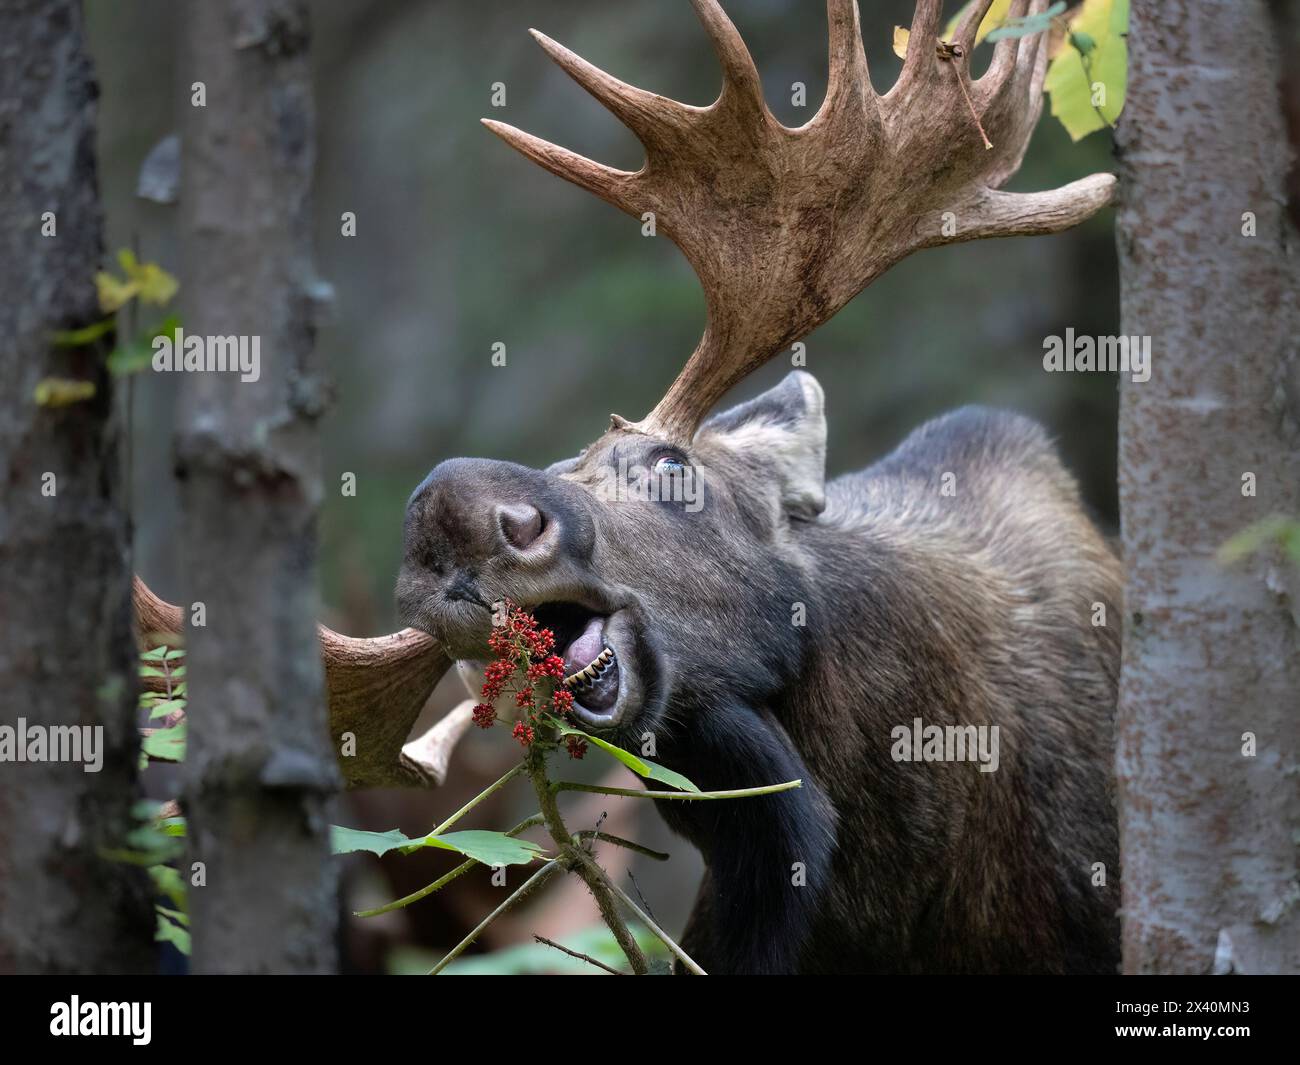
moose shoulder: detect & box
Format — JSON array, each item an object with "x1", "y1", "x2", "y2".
[{"x1": 397, "y1": 371, "x2": 1122, "y2": 975}]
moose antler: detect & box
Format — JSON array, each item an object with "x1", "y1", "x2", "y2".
[
  {"x1": 133, "y1": 577, "x2": 467, "y2": 789},
  {"x1": 484, "y1": 0, "x2": 1116, "y2": 443}
]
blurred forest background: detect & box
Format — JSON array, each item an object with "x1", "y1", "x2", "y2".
[{"x1": 86, "y1": 0, "x2": 1118, "y2": 973}]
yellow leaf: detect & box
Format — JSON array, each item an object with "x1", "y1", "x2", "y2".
[
  {"x1": 132, "y1": 261, "x2": 179, "y2": 305},
  {"x1": 96, "y1": 271, "x2": 138, "y2": 313},
  {"x1": 119, "y1": 250, "x2": 179, "y2": 305},
  {"x1": 892, "y1": 25, "x2": 910, "y2": 59},
  {"x1": 34, "y1": 377, "x2": 96, "y2": 407},
  {"x1": 943, "y1": 0, "x2": 1015, "y2": 46},
  {"x1": 895, "y1": 1, "x2": 1014, "y2": 60}
]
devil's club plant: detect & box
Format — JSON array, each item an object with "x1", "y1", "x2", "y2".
[
  {"x1": 332, "y1": 602, "x2": 801, "y2": 975},
  {"x1": 471, "y1": 601, "x2": 582, "y2": 753}
]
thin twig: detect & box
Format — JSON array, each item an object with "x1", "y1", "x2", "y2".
[
  {"x1": 552, "y1": 779, "x2": 802, "y2": 801},
  {"x1": 574, "y1": 830, "x2": 670, "y2": 862},
  {"x1": 949, "y1": 57, "x2": 993, "y2": 150},
  {"x1": 570, "y1": 848, "x2": 706, "y2": 976},
  {"x1": 431, "y1": 761, "x2": 525, "y2": 835},
  {"x1": 533, "y1": 934, "x2": 623, "y2": 976},
  {"x1": 427, "y1": 860, "x2": 561, "y2": 975},
  {"x1": 626, "y1": 869, "x2": 659, "y2": 927},
  {"x1": 584, "y1": 810, "x2": 608, "y2": 854}
]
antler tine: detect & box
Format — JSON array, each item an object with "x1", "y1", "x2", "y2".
[
  {"x1": 690, "y1": 0, "x2": 768, "y2": 116},
  {"x1": 953, "y1": 0, "x2": 997, "y2": 57},
  {"x1": 979, "y1": 0, "x2": 1031, "y2": 88},
  {"x1": 979, "y1": 0, "x2": 1051, "y2": 188},
  {"x1": 820, "y1": 0, "x2": 873, "y2": 117},
  {"x1": 894, "y1": 0, "x2": 944, "y2": 91},
  {"x1": 480, "y1": 118, "x2": 645, "y2": 219},
  {"x1": 956, "y1": 171, "x2": 1118, "y2": 243},
  {"x1": 528, "y1": 29, "x2": 693, "y2": 153},
  {"x1": 1024, "y1": 0, "x2": 1053, "y2": 100}
]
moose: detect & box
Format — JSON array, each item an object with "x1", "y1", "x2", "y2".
[{"x1": 136, "y1": 0, "x2": 1122, "y2": 973}]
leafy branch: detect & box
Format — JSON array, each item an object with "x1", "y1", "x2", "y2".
[{"x1": 332, "y1": 601, "x2": 804, "y2": 975}]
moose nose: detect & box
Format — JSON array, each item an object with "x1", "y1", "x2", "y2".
[{"x1": 496, "y1": 503, "x2": 544, "y2": 552}]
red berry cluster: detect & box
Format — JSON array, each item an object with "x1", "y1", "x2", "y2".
[{"x1": 471, "y1": 601, "x2": 582, "y2": 754}]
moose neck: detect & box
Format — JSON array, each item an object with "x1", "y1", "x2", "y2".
[{"x1": 653, "y1": 700, "x2": 836, "y2": 976}]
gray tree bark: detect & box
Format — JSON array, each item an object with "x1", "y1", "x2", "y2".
[
  {"x1": 0, "y1": 0, "x2": 153, "y2": 972},
  {"x1": 1116, "y1": 0, "x2": 1300, "y2": 973},
  {"x1": 178, "y1": 0, "x2": 339, "y2": 973}
]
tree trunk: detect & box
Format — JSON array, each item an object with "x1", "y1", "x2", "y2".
[
  {"x1": 0, "y1": 0, "x2": 153, "y2": 972},
  {"x1": 178, "y1": 0, "x2": 339, "y2": 973},
  {"x1": 1116, "y1": 0, "x2": 1300, "y2": 973}
]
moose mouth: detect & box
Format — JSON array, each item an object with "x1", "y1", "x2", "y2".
[{"x1": 533, "y1": 603, "x2": 626, "y2": 729}]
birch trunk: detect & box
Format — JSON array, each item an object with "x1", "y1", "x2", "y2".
[
  {"x1": 1116, "y1": 0, "x2": 1300, "y2": 974},
  {"x1": 177, "y1": 0, "x2": 339, "y2": 973}
]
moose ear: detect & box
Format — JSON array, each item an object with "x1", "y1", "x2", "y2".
[{"x1": 699, "y1": 370, "x2": 827, "y2": 520}]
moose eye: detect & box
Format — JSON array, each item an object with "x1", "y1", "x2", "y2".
[{"x1": 652, "y1": 454, "x2": 687, "y2": 476}]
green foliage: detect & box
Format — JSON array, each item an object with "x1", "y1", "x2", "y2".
[
  {"x1": 330, "y1": 825, "x2": 547, "y2": 866},
  {"x1": 107, "y1": 315, "x2": 181, "y2": 378},
  {"x1": 985, "y1": 1, "x2": 1066, "y2": 41},
  {"x1": 1044, "y1": 0, "x2": 1128, "y2": 140},
  {"x1": 550, "y1": 718, "x2": 699, "y2": 793},
  {"x1": 105, "y1": 644, "x2": 192, "y2": 956},
  {"x1": 141, "y1": 720, "x2": 186, "y2": 762},
  {"x1": 388, "y1": 923, "x2": 671, "y2": 976},
  {"x1": 39, "y1": 249, "x2": 180, "y2": 408},
  {"x1": 1218, "y1": 516, "x2": 1300, "y2": 568}
]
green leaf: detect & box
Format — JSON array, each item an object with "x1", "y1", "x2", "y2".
[
  {"x1": 149, "y1": 864, "x2": 187, "y2": 911},
  {"x1": 1044, "y1": 0, "x2": 1127, "y2": 141},
  {"x1": 985, "y1": 2, "x2": 1066, "y2": 41},
  {"x1": 140, "y1": 645, "x2": 169, "y2": 661},
  {"x1": 155, "y1": 909, "x2": 191, "y2": 955},
  {"x1": 53, "y1": 317, "x2": 116, "y2": 347},
  {"x1": 148, "y1": 698, "x2": 186, "y2": 720},
  {"x1": 33, "y1": 377, "x2": 95, "y2": 407},
  {"x1": 107, "y1": 315, "x2": 181, "y2": 377},
  {"x1": 421, "y1": 922, "x2": 671, "y2": 976},
  {"x1": 421, "y1": 830, "x2": 547, "y2": 866},
  {"x1": 1218, "y1": 516, "x2": 1300, "y2": 567},
  {"x1": 1070, "y1": 30, "x2": 1097, "y2": 54},
  {"x1": 330, "y1": 825, "x2": 546, "y2": 866},
  {"x1": 550, "y1": 720, "x2": 699, "y2": 793},
  {"x1": 142, "y1": 722, "x2": 186, "y2": 762}
]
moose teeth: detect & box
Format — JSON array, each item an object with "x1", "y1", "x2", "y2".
[{"x1": 562, "y1": 647, "x2": 615, "y2": 689}]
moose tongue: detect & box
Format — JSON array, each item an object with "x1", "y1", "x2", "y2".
[{"x1": 562, "y1": 615, "x2": 606, "y2": 677}]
